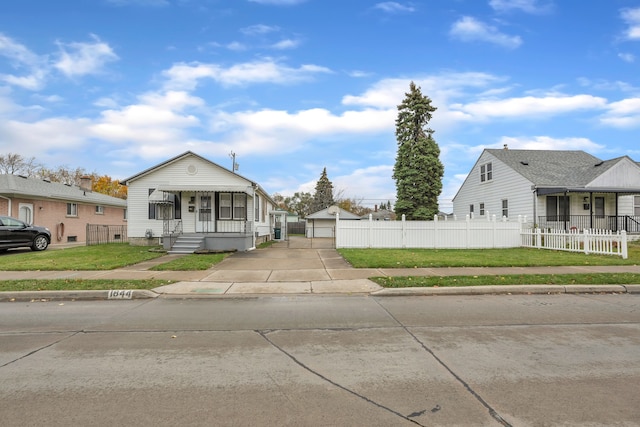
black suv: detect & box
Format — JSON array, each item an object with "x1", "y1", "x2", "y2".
[{"x1": 0, "y1": 216, "x2": 51, "y2": 252}]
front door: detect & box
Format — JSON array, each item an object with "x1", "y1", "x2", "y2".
[{"x1": 196, "y1": 194, "x2": 213, "y2": 232}]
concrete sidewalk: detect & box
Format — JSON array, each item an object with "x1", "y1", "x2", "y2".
[{"x1": 2, "y1": 237, "x2": 640, "y2": 300}]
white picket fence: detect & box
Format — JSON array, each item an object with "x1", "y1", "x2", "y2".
[
  {"x1": 335, "y1": 214, "x2": 525, "y2": 249},
  {"x1": 335, "y1": 213, "x2": 628, "y2": 258},
  {"x1": 521, "y1": 228, "x2": 628, "y2": 259}
]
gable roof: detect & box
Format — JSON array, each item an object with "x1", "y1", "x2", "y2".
[
  {"x1": 120, "y1": 151, "x2": 275, "y2": 204},
  {"x1": 0, "y1": 174, "x2": 126, "y2": 207},
  {"x1": 485, "y1": 149, "x2": 640, "y2": 193},
  {"x1": 306, "y1": 207, "x2": 361, "y2": 220}
]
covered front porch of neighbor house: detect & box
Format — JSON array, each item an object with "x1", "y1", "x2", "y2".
[{"x1": 534, "y1": 187, "x2": 640, "y2": 233}]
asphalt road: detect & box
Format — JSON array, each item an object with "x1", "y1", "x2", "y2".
[{"x1": 1, "y1": 294, "x2": 639, "y2": 426}]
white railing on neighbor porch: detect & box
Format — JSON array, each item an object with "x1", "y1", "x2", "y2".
[
  {"x1": 336, "y1": 213, "x2": 525, "y2": 249},
  {"x1": 521, "y1": 228, "x2": 628, "y2": 259}
]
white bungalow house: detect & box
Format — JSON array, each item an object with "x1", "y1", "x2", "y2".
[
  {"x1": 121, "y1": 151, "x2": 277, "y2": 252},
  {"x1": 452, "y1": 147, "x2": 640, "y2": 233}
]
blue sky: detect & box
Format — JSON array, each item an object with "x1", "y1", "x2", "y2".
[{"x1": 1, "y1": 0, "x2": 639, "y2": 211}]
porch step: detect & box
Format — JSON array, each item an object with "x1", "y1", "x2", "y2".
[{"x1": 168, "y1": 235, "x2": 205, "y2": 254}]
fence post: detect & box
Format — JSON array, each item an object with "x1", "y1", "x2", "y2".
[
  {"x1": 368, "y1": 213, "x2": 373, "y2": 248},
  {"x1": 465, "y1": 215, "x2": 470, "y2": 249},
  {"x1": 402, "y1": 214, "x2": 406, "y2": 248},
  {"x1": 583, "y1": 229, "x2": 590, "y2": 255},
  {"x1": 335, "y1": 212, "x2": 340, "y2": 248},
  {"x1": 621, "y1": 230, "x2": 628, "y2": 259},
  {"x1": 536, "y1": 228, "x2": 541, "y2": 248}
]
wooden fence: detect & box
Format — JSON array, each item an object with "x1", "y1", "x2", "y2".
[{"x1": 521, "y1": 228, "x2": 628, "y2": 259}]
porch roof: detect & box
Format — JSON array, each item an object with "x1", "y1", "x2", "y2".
[
  {"x1": 535, "y1": 186, "x2": 640, "y2": 195},
  {"x1": 156, "y1": 185, "x2": 254, "y2": 193}
]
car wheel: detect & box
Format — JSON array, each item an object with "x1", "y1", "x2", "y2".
[{"x1": 31, "y1": 235, "x2": 49, "y2": 251}]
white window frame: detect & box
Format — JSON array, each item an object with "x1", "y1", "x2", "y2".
[
  {"x1": 233, "y1": 193, "x2": 246, "y2": 220},
  {"x1": 219, "y1": 193, "x2": 232, "y2": 219},
  {"x1": 480, "y1": 162, "x2": 492, "y2": 182},
  {"x1": 95, "y1": 205, "x2": 104, "y2": 215},
  {"x1": 635, "y1": 195, "x2": 640, "y2": 216},
  {"x1": 67, "y1": 203, "x2": 78, "y2": 217},
  {"x1": 255, "y1": 195, "x2": 260, "y2": 222},
  {"x1": 502, "y1": 199, "x2": 508, "y2": 218},
  {"x1": 479, "y1": 202, "x2": 485, "y2": 216}
]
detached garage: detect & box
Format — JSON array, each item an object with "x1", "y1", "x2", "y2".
[{"x1": 305, "y1": 206, "x2": 360, "y2": 238}]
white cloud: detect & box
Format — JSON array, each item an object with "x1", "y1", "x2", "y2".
[
  {"x1": 600, "y1": 98, "x2": 640, "y2": 128},
  {"x1": 621, "y1": 7, "x2": 640, "y2": 40},
  {"x1": 618, "y1": 52, "x2": 635, "y2": 62},
  {"x1": 496, "y1": 136, "x2": 604, "y2": 151},
  {"x1": 489, "y1": 0, "x2": 553, "y2": 14},
  {"x1": 450, "y1": 94, "x2": 608, "y2": 119},
  {"x1": 0, "y1": 34, "x2": 48, "y2": 90},
  {"x1": 374, "y1": 2, "x2": 416, "y2": 14},
  {"x1": 163, "y1": 59, "x2": 332, "y2": 90},
  {"x1": 240, "y1": 24, "x2": 280, "y2": 36},
  {"x1": 450, "y1": 16, "x2": 522, "y2": 49},
  {"x1": 54, "y1": 34, "x2": 119, "y2": 77},
  {"x1": 270, "y1": 39, "x2": 301, "y2": 50}
]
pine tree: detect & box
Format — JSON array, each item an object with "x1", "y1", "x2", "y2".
[
  {"x1": 311, "y1": 167, "x2": 335, "y2": 212},
  {"x1": 392, "y1": 81, "x2": 444, "y2": 220}
]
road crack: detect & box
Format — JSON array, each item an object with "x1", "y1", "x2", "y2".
[
  {"x1": 256, "y1": 329, "x2": 425, "y2": 426},
  {"x1": 0, "y1": 331, "x2": 80, "y2": 369}
]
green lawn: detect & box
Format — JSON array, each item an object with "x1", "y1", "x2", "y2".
[
  {"x1": 338, "y1": 245, "x2": 640, "y2": 268},
  {"x1": 150, "y1": 253, "x2": 230, "y2": 270},
  {"x1": 0, "y1": 244, "x2": 165, "y2": 271},
  {"x1": 0, "y1": 279, "x2": 174, "y2": 292}
]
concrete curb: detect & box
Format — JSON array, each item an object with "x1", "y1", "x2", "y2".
[
  {"x1": 0, "y1": 289, "x2": 159, "y2": 302},
  {"x1": 371, "y1": 284, "x2": 633, "y2": 296}
]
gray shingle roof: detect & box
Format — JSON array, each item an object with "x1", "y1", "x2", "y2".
[
  {"x1": 485, "y1": 149, "x2": 624, "y2": 187},
  {"x1": 0, "y1": 174, "x2": 126, "y2": 206}
]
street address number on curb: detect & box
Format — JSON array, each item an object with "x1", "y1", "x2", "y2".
[{"x1": 108, "y1": 290, "x2": 133, "y2": 299}]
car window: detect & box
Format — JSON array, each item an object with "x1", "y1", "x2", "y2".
[{"x1": 4, "y1": 218, "x2": 24, "y2": 227}]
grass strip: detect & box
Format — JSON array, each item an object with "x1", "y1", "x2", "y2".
[
  {"x1": 0, "y1": 279, "x2": 175, "y2": 292},
  {"x1": 371, "y1": 273, "x2": 640, "y2": 288},
  {"x1": 338, "y1": 246, "x2": 640, "y2": 268},
  {"x1": 150, "y1": 253, "x2": 230, "y2": 270}
]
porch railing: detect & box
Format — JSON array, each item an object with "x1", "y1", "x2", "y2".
[
  {"x1": 163, "y1": 219, "x2": 183, "y2": 248},
  {"x1": 216, "y1": 220, "x2": 253, "y2": 234},
  {"x1": 537, "y1": 215, "x2": 640, "y2": 233}
]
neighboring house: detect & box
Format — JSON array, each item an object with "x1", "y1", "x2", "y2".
[
  {"x1": 120, "y1": 151, "x2": 276, "y2": 252},
  {"x1": 306, "y1": 206, "x2": 360, "y2": 238},
  {"x1": 360, "y1": 207, "x2": 396, "y2": 221},
  {"x1": 453, "y1": 147, "x2": 640, "y2": 232},
  {"x1": 0, "y1": 174, "x2": 127, "y2": 245}
]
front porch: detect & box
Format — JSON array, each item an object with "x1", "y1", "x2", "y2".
[
  {"x1": 161, "y1": 218, "x2": 256, "y2": 253},
  {"x1": 537, "y1": 215, "x2": 640, "y2": 233}
]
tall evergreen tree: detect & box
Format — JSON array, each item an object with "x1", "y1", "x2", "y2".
[
  {"x1": 392, "y1": 81, "x2": 444, "y2": 220},
  {"x1": 311, "y1": 167, "x2": 335, "y2": 212}
]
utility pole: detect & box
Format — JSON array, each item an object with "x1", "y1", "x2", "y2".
[{"x1": 229, "y1": 151, "x2": 238, "y2": 173}]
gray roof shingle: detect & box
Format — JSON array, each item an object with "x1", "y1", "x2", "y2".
[{"x1": 0, "y1": 174, "x2": 126, "y2": 206}]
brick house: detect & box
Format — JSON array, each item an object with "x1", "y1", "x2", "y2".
[{"x1": 0, "y1": 174, "x2": 127, "y2": 246}]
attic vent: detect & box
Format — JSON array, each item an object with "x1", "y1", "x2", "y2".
[
  {"x1": 520, "y1": 161, "x2": 529, "y2": 165},
  {"x1": 595, "y1": 161, "x2": 604, "y2": 167},
  {"x1": 186, "y1": 164, "x2": 198, "y2": 175}
]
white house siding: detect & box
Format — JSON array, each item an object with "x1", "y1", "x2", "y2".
[
  {"x1": 127, "y1": 155, "x2": 260, "y2": 239},
  {"x1": 453, "y1": 152, "x2": 534, "y2": 222},
  {"x1": 588, "y1": 158, "x2": 640, "y2": 188}
]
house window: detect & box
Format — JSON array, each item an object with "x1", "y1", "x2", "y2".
[
  {"x1": 502, "y1": 199, "x2": 508, "y2": 218},
  {"x1": 479, "y1": 203, "x2": 485, "y2": 216},
  {"x1": 95, "y1": 205, "x2": 104, "y2": 215},
  {"x1": 255, "y1": 195, "x2": 260, "y2": 222},
  {"x1": 469, "y1": 204, "x2": 474, "y2": 215},
  {"x1": 546, "y1": 196, "x2": 569, "y2": 221},
  {"x1": 219, "y1": 193, "x2": 232, "y2": 219},
  {"x1": 67, "y1": 203, "x2": 78, "y2": 217},
  {"x1": 594, "y1": 197, "x2": 605, "y2": 218},
  {"x1": 635, "y1": 196, "x2": 640, "y2": 216},
  {"x1": 233, "y1": 193, "x2": 246, "y2": 219},
  {"x1": 155, "y1": 204, "x2": 173, "y2": 220},
  {"x1": 480, "y1": 162, "x2": 492, "y2": 182}
]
